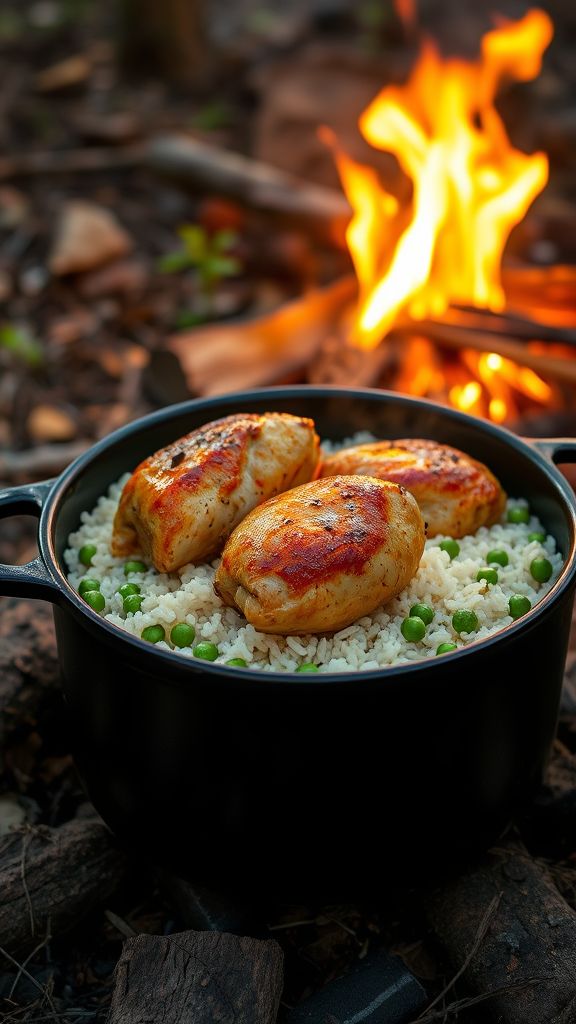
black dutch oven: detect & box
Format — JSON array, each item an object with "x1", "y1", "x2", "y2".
[{"x1": 1, "y1": 386, "x2": 576, "y2": 897}]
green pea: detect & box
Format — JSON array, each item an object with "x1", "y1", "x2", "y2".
[
  {"x1": 452, "y1": 609, "x2": 478, "y2": 634},
  {"x1": 170, "y1": 622, "x2": 196, "y2": 648},
  {"x1": 509, "y1": 594, "x2": 531, "y2": 620},
  {"x1": 141, "y1": 624, "x2": 165, "y2": 643},
  {"x1": 118, "y1": 582, "x2": 141, "y2": 599},
  {"x1": 193, "y1": 641, "x2": 219, "y2": 661},
  {"x1": 439, "y1": 539, "x2": 460, "y2": 559},
  {"x1": 84, "y1": 590, "x2": 105, "y2": 612},
  {"x1": 79, "y1": 544, "x2": 97, "y2": 567},
  {"x1": 296, "y1": 663, "x2": 319, "y2": 673},
  {"x1": 528, "y1": 531, "x2": 546, "y2": 544},
  {"x1": 226, "y1": 658, "x2": 248, "y2": 667},
  {"x1": 401, "y1": 616, "x2": 426, "y2": 642},
  {"x1": 124, "y1": 560, "x2": 147, "y2": 575},
  {"x1": 507, "y1": 506, "x2": 530, "y2": 524},
  {"x1": 530, "y1": 557, "x2": 553, "y2": 583},
  {"x1": 486, "y1": 549, "x2": 508, "y2": 567},
  {"x1": 123, "y1": 594, "x2": 143, "y2": 614},
  {"x1": 436, "y1": 642, "x2": 458, "y2": 655},
  {"x1": 409, "y1": 603, "x2": 434, "y2": 625},
  {"x1": 477, "y1": 567, "x2": 498, "y2": 585},
  {"x1": 78, "y1": 577, "x2": 100, "y2": 596}
]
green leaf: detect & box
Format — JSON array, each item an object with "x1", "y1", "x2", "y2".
[
  {"x1": 212, "y1": 229, "x2": 238, "y2": 253},
  {"x1": 190, "y1": 102, "x2": 233, "y2": 132},
  {"x1": 205, "y1": 256, "x2": 241, "y2": 278},
  {"x1": 174, "y1": 309, "x2": 206, "y2": 329},
  {"x1": 157, "y1": 250, "x2": 193, "y2": 274},
  {"x1": 179, "y1": 225, "x2": 209, "y2": 263},
  {"x1": 0, "y1": 325, "x2": 44, "y2": 367}
]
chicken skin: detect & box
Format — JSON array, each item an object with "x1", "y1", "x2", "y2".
[
  {"x1": 214, "y1": 475, "x2": 425, "y2": 635},
  {"x1": 320, "y1": 439, "x2": 505, "y2": 538},
  {"x1": 111, "y1": 412, "x2": 320, "y2": 573}
]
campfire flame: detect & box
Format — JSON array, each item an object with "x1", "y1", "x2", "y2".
[{"x1": 328, "y1": 8, "x2": 555, "y2": 421}]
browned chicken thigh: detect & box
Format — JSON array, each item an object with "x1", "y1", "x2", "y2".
[
  {"x1": 214, "y1": 475, "x2": 425, "y2": 634},
  {"x1": 320, "y1": 439, "x2": 505, "y2": 538},
  {"x1": 111, "y1": 412, "x2": 320, "y2": 572}
]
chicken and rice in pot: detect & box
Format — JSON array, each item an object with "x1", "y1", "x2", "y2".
[{"x1": 65, "y1": 412, "x2": 563, "y2": 673}]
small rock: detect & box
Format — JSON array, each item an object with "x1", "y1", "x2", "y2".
[
  {"x1": 49, "y1": 200, "x2": 132, "y2": 276},
  {"x1": 20, "y1": 265, "x2": 49, "y2": 296},
  {"x1": 36, "y1": 54, "x2": 91, "y2": 92},
  {"x1": 27, "y1": 404, "x2": 77, "y2": 442},
  {"x1": 77, "y1": 258, "x2": 148, "y2": 298}
]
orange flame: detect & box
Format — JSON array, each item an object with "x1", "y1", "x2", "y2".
[{"x1": 332, "y1": 8, "x2": 553, "y2": 352}]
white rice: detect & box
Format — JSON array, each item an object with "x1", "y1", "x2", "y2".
[{"x1": 64, "y1": 439, "x2": 564, "y2": 673}]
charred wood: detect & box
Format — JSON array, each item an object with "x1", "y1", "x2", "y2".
[
  {"x1": 107, "y1": 929, "x2": 284, "y2": 1024},
  {"x1": 424, "y1": 841, "x2": 576, "y2": 1024},
  {"x1": 0, "y1": 817, "x2": 126, "y2": 953}
]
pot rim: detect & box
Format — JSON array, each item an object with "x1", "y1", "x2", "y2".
[{"x1": 41, "y1": 385, "x2": 576, "y2": 684}]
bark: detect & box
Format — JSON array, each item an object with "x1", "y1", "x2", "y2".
[
  {"x1": 425, "y1": 842, "x2": 576, "y2": 1024},
  {"x1": 107, "y1": 929, "x2": 284, "y2": 1024},
  {"x1": 0, "y1": 817, "x2": 126, "y2": 953}
]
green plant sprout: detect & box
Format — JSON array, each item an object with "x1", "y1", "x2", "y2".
[
  {"x1": 0, "y1": 325, "x2": 44, "y2": 367},
  {"x1": 158, "y1": 225, "x2": 241, "y2": 320}
]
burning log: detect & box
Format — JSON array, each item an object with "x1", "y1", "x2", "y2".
[
  {"x1": 169, "y1": 275, "x2": 356, "y2": 395},
  {"x1": 146, "y1": 134, "x2": 350, "y2": 241},
  {"x1": 107, "y1": 930, "x2": 284, "y2": 1024},
  {"x1": 399, "y1": 319, "x2": 576, "y2": 387},
  {"x1": 0, "y1": 816, "x2": 126, "y2": 953},
  {"x1": 424, "y1": 841, "x2": 576, "y2": 1024}
]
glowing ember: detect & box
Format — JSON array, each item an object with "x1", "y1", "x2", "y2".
[{"x1": 327, "y1": 7, "x2": 555, "y2": 422}]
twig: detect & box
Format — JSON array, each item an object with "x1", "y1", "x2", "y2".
[
  {"x1": 412, "y1": 977, "x2": 549, "y2": 1023},
  {"x1": 8, "y1": 918, "x2": 52, "y2": 1001},
  {"x1": 0, "y1": 146, "x2": 143, "y2": 180},
  {"x1": 0, "y1": 944, "x2": 57, "y2": 1018},
  {"x1": 443, "y1": 305, "x2": 576, "y2": 347},
  {"x1": 20, "y1": 831, "x2": 36, "y2": 939},
  {"x1": 413, "y1": 893, "x2": 502, "y2": 1022},
  {"x1": 104, "y1": 909, "x2": 137, "y2": 939},
  {"x1": 0, "y1": 441, "x2": 90, "y2": 481}
]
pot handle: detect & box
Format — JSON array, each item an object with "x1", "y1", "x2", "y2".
[
  {"x1": 0, "y1": 480, "x2": 60, "y2": 602},
  {"x1": 524, "y1": 438, "x2": 576, "y2": 464}
]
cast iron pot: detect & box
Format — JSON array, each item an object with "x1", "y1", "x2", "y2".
[{"x1": 1, "y1": 387, "x2": 576, "y2": 897}]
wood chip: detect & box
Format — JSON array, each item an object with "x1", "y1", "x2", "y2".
[
  {"x1": 26, "y1": 404, "x2": 77, "y2": 442},
  {"x1": 49, "y1": 200, "x2": 132, "y2": 276}
]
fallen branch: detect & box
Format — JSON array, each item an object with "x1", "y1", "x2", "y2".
[
  {"x1": 0, "y1": 818, "x2": 126, "y2": 953},
  {"x1": 0, "y1": 146, "x2": 143, "y2": 180},
  {"x1": 0, "y1": 440, "x2": 90, "y2": 481},
  {"x1": 107, "y1": 930, "x2": 284, "y2": 1024},
  {"x1": 424, "y1": 841, "x2": 576, "y2": 1023},
  {"x1": 146, "y1": 134, "x2": 350, "y2": 238}
]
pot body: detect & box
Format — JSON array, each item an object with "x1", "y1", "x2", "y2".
[{"x1": 2, "y1": 387, "x2": 576, "y2": 897}]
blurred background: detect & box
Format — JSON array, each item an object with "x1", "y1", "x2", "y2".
[{"x1": 1, "y1": 0, "x2": 576, "y2": 558}]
